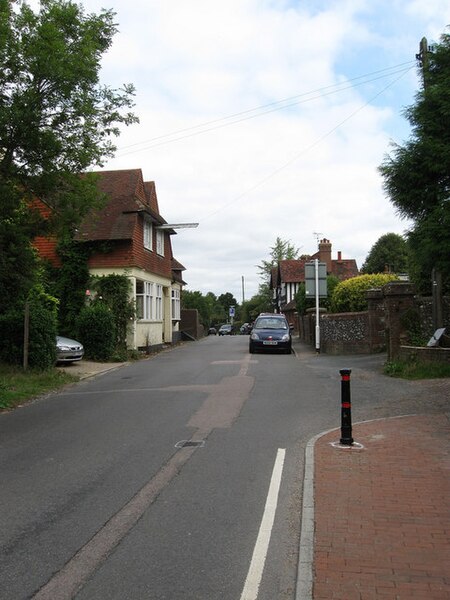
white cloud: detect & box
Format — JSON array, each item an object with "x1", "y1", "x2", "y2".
[{"x1": 66, "y1": 0, "x2": 450, "y2": 298}]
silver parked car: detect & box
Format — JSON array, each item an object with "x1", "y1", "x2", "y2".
[{"x1": 56, "y1": 336, "x2": 84, "y2": 363}]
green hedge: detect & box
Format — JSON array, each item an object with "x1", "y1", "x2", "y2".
[
  {"x1": 331, "y1": 274, "x2": 398, "y2": 313},
  {"x1": 0, "y1": 287, "x2": 58, "y2": 369},
  {"x1": 77, "y1": 302, "x2": 116, "y2": 361}
]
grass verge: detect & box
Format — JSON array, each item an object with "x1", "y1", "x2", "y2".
[
  {"x1": 384, "y1": 360, "x2": 450, "y2": 379},
  {"x1": 0, "y1": 364, "x2": 78, "y2": 411}
]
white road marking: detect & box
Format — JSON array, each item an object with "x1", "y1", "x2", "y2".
[{"x1": 240, "y1": 448, "x2": 286, "y2": 600}]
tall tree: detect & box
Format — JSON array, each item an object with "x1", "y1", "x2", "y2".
[
  {"x1": 217, "y1": 292, "x2": 238, "y2": 317},
  {"x1": 361, "y1": 233, "x2": 409, "y2": 274},
  {"x1": 205, "y1": 292, "x2": 226, "y2": 325},
  {"x1": 0, "y1": 0, "x2": 138, "y2": 310},
  {"x1": 257, "y1": 237, "x2": 301, "y2": 282},
  {"x1": 181, "y1": 290, "x2": 212, "y2": 328},
  {"x1": 379, "y1": 32, "x2": 450, "y2": 292},
  {"x1": 256, "y1": 237, "x2": 301, "y2": 311}
]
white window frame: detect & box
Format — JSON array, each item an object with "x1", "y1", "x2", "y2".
[
  {"x1": 171, "y1": 288, "x2": 180, "y2": 320},
  {"x1": 144, "y1": 219, "x2": 153, "y2": 251},
  {"x1": 136, "y1": 279, "x2": 154, "y2": 320},
  {"x1": 155, "y1": 284, "x2": 163, "y2": 320},
  {"x1": 156, "y1": 228, "x2": 164, "y2": 256}
]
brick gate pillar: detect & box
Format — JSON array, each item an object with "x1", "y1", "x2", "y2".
[
  {"x1": 366, "y1": 288, "x2": 385, "y2": 353},
  {"x1": 382, "y1": 282, "x2": 416, "y2": 361}
]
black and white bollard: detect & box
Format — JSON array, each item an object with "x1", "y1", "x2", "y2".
[{"x1": 339, "y1": 369, "x2": 354, "y2": 446}]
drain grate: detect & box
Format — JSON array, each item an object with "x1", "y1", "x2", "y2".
[{"x1": 175, "y1": 440, "x2": 205, "y2": 449}]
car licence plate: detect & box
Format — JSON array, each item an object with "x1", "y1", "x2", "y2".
[{"x1": 263, "y1": 340, "x2": 278, "y2": 345}]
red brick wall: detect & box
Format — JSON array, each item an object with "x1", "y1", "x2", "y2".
[
  {"x1": 30, "y1": 199, "x2": 61, "y2": 266},
  {"x1": 33, "y1": 236, "x2": 61, "y2": 266},
  {"x1": 130, "y1": 225, "x2": 172, "y2": 278},
  {"x1": 33, "y1": 198, "x2": 173, "y2": 279},
  {"x1": 87, "y1": 228, "x2": 172, "y2": 278}
]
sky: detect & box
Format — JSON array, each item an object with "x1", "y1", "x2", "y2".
[{"x1": 59, "y1": 0, "x2": 450, "y2": 301}]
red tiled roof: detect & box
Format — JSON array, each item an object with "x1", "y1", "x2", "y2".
[
  {"x1": 277, "y1": 255, "x2": 359, "y2": 285},
  {"x1": 75, "y1": 169, "x2": 165, "y2": 242},
  {"x1": 330, "y1": 259, "x2": 359, "y2": 280},
  {"x1": 279, "y1": 260, "x2": 306, "y2": 282},
  {"x1": 144, "y1": 181, "x2": 160, "y2": 214},
  {"x1": 171, "y1": 258, "x2": 186, "y2": 272}
]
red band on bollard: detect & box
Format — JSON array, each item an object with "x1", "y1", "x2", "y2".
[
  {"x1": 341, "y1": 402, "x2": 351, "y2": 408},
  {"x1": 341, "y1": 374, "x2": 350, "y2": 381}
]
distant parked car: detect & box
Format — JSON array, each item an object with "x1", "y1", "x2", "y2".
[
  {"x1": 208, "y1": 327, "x2": 217, "y2": 335},
  {"x1": 56, "y1": 336, "x2": 84, "y2": 363},
  {"x1": 249, "y1": 314, "x2": 292, "y2": 354},
  {"x1": 240, "y1": 323, "x2": 252, "y2": 334},
  {"x1": 218, "y1": 324, "x2": 233, "y2": 336}
]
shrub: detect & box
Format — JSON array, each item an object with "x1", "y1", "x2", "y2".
[
  {"x1": 0, "y1": 286, "x2": 58, "y2": 369},
  {"x1": 88, "y1": 274, "x2": 135, "y2": 353},
  {"x1": 0, "y1": 308, "x2": 24, "y2": 365},
  {"x1": 331, "y1": 274, "x2": 398, "y2": 313},
  {"x1": 400, "y1": 307, "x2": 426, "y2": 346},
  {"x1": 27, "y1": 288, "x2": 58, "y2": 369},
  {"x1": 77, "y1": 303, "x2": 116, "y2": 361}
]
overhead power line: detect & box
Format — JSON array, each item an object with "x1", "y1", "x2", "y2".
[
  {"x1": 116, "y1": 61, "x2": 416, "y2": 157},
  {"x1": 201, "y1": 65, "x2": 414, "y2": 222}
]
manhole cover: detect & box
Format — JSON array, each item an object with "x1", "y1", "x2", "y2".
[{"x1": 175, "y1": 440, "x2": 205, "y2": 448}]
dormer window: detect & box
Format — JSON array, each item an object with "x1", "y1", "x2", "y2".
[{"x1": 144, "y1": 219, "x2": 153, "y2": 250}]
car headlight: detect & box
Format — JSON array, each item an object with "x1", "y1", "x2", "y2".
[
  {"x1": 250, "y1": 332, "x2": 259, "y2": 340},
  {"x1": 58, "y1": 345, "x2": 71, "y2": 351},
  {"x1": 281, "y1": 334, "x2": 290, "y2": 341}
]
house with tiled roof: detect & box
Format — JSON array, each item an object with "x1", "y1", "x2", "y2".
[
  {"x1": 272, "y1": 239, "x2": 359, "y2": 322},
  {"x1": 34, "y1": 168, "x2": 189, "y2": 350}
]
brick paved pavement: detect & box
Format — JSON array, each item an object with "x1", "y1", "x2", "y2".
[{"x1": 313, "y1": 414, "x2": 450, "y2": 600}]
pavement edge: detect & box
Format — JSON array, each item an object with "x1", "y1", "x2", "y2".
[{"x1": 295, "y1": 428, "x2": 336, "y2": 600}]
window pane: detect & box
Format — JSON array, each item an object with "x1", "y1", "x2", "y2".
[{"x1": 136, "y1": 296, "x2": 144, "y2": 319}]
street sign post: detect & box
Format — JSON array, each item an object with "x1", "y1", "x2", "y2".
[{"x1": 305, "y1": 261, "x2": 327, "y2": 353}]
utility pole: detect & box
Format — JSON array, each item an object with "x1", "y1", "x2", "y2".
[
  {"x1": 416, "y1": 37, "x2": 431, "y2": 89},
  {"x1": 416, "y1": 37, "x2": 443, "y2": 330}
]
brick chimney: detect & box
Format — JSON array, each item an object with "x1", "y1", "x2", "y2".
[{"x1": 318, "y1": 238, "x2": 332, "y2": 273}]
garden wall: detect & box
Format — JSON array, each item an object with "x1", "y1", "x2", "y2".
[
  {"x1": 180, "y1": 309, "x2": 204, "y2": 340},
  {"x1": 399, "y1": 345, "x2": 450, "y2": 364},
  {"x1": 319, "y1": 312, "x2": 369, "y2": 355},
  {"x1": 298, "y1": 283, "x2": 449, "y2": 359}
]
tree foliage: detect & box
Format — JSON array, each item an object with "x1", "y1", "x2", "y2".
[
  {"x1": 77, "y1": 302, "x2": 115, "y2": 361},
  {"x1": 0, "y1": 0, "x2": 138, "y2": 309},
  {"x1": 361, "y1": 233, "x2": 409, "y2": 274},
  {"x1": 0, "y1": 0, "x2": 138, "y2": 190},
  {"x1": 240, "y1": 286, "x2": 272, "y2": 323},
  {"x1": 331, "y1": 274, "x2": 398, "y2": 313},
  {"x1": 89, "y1": 274, "x2": 135, "y2": 354},
  {"x1": 0, "y1": 285, "x2": 58, "y2": 368},
  {"x1": 181, "y1": 290, "x2": 214, "y2": 328},
  {"x1": 379, "y1": 31, "x2": 450, "y2": 291},
  {"x1": 295, "y1": 275, "x2": 340, "y2": 315},
  {"x1": 205, "y1": 292, "x2": 226, "y2": 325},
  {"x1": 217, "y1": 292, "x2": 237, "y2": 315},
  {"x1": 257, "y1": 237, "x2": 301, "y2": 282}
]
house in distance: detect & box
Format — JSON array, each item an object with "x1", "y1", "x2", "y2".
[{"x1": 270, "y1": 238, "x2": 359, "y2": 323}]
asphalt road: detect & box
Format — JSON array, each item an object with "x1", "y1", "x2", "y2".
[{"x1": 0, "y1": 336, "x2": 447, "y2": 600}]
